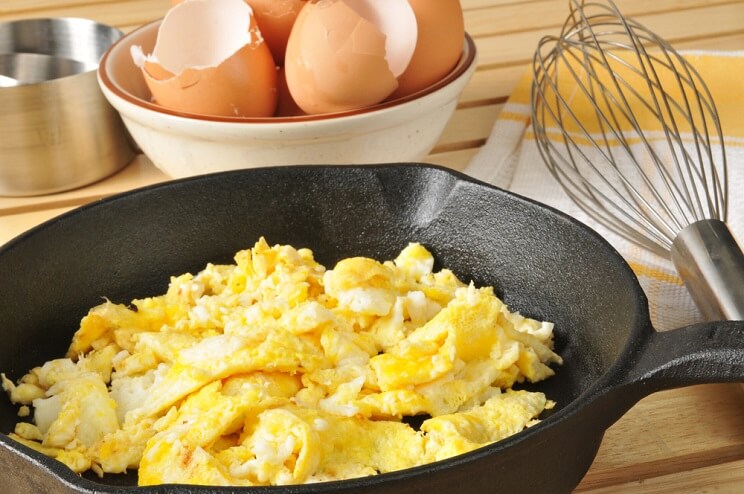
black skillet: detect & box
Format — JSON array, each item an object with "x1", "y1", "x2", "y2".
[{"x1": 0, "y1": 164, "x2": 742, "y2": 494}]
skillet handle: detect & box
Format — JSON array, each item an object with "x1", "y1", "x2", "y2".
[
  {"x1": 586, "y1": 321, "x2": 744, "y2": 436},
  {"x1": 619, "y1": 320, "x2": 744, "y2": 394}
]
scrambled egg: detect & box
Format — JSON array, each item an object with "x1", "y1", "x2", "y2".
[{"x1": 2, "y1": 238, "x2": 562, "y2": 486}]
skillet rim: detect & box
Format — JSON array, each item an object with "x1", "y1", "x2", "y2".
[{"x1": 0, "y1": 162, "x2": 653, "y2": 492}]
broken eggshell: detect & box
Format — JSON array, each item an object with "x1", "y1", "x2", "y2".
[
  {"x1": 392, "y1": 0, "x2": 465, "y2": 99},
  {"x1": 284, "y1": 0, "x2": 417, "y2": 115},
  {"x1": 172, "y1": 0, "x2": 308, "y2": 65},
  {"x1": 243, "y1": 0, "x2": 308, "y2": 65},
  {"x1": 133, "y1": 0, "x2": 278, "y2": 117}
]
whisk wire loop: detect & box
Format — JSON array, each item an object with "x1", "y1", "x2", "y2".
[
  {"x1": 531, "y1": 0, "x2": 729, "y2": 258},
  {"x1": 633, "y1": 32, "x2": 724, "y2": 226},
  {"x1": 532, "y1": 71, "x2": 675, "y2": 253},
  {"x1": 534, "y1": 34, "x2": 683, "y2": 253}
]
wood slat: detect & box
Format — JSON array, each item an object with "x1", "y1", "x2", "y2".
[
  {"x1": 472, "y1": 2, "x2": 744, "y2": 68},
  {"x1": 463, "y1": 0, "x2": 740, "y2": 38},
  {"x1": 1, "y1": 0, "x2": 539, "y2": 16},
  {"x1": 578, "y1": 384, "x2": 744, "y2": 491},
  {"x1": 434, "y1": 103, "x2": 504, "y2": 152},
  {"x1": 0, "y1": 0, "x2": 168, "y2": 28},
  {"x1": 0, "y1": 0, "x2": 122, "y2": 15},
  {"x1": 0, "y1": 156, "x2": 167, "y2": 217},
  {"x1": 675, "y1": 30, "x2": 744, "y2": 51},
  {"x1": 459, "y1": 64, "x2": 526, "y2": 105},
  {"x1": 427, "y1": 147, "x2": 481, "y2": 171},
  {"x1": 461, "y1": 0, "x2": 545, "y2": 9},
  {"x1": 460, "y1": 28, "x2": 744, "y2": 105},
  {"x1": 5, "y1": 0, "x2": 741, "y2": 42},
  {"x1": 581, "y1": 458, "x2": 744, "y2": 493}
]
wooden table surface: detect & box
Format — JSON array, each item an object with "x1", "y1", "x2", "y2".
[{"x1": 1, "y1": 0, "x2": 743, "y2": 492}]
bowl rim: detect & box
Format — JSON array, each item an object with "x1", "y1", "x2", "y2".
[{"x1": 98, "y1": 19, "x2": 477, "y2": 124}]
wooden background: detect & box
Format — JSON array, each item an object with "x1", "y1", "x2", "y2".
[{"x1": 1, "y1": 1, "x2": 743, "y2": 492}]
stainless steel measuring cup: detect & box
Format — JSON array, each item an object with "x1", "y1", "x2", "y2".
[{"x1": 0, "y1": 18, "x2": 136, "y2": 196}]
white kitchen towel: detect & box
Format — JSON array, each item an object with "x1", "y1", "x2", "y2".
[{"x1": 464, "y1": 52, "x2": 744, "y2": 331}]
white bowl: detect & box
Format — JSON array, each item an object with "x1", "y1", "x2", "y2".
[{"x1": 97, "y1": 19, "x2": 477, "y2": 178}]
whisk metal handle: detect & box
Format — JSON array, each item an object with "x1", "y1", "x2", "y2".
[{"x1": 671, "y1": 220, "x2": 744, "y2": 321}]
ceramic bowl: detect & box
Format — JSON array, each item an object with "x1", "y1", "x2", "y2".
[{"x1": 97, "y1": 19, "x2": 477, "y2": 178}]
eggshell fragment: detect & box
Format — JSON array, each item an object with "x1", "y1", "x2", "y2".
[
  {"x1": 172, "y1": 0, "x2": 307, "y2": 65},
  {"x1": 284, "y1": 0, "x2": 417, "y2": 115},
  {"x1": 134, "y1": 0, "x2": 278, "y2": 117},
  {"x1": 392, "y1": 0, "x2": 465, "y2": 99},
  {"x1": 342, "y1": 0, "x2": 417, "y2": 77}
]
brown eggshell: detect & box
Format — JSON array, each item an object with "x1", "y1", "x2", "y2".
[
  {"x1": 143, "y1": 43, "x2": 278, "y2": 117},
  {"x1": 140, "y1": 0, "x2": 278, "y2": 117},
  {"x1": 391, "y1": 0, "x2": 465, "y2": 99},
  {"x1": 284, "y1": 0, "x2": 400, "y2": 115},
  {"x1": 244, "y1": 0, "x2": 308, "y2": 65},
  {"x1": 275, "y1": 66, "x2": 305, "y2": 117}
]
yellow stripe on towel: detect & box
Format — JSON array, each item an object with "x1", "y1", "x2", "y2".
[{"x1": 627, "y1": 260, "x2": 684, "y2": 286}]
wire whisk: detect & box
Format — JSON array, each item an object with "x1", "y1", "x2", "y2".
[{"x1": 531, "y1": 0, "x2": 744, "y2": 320}]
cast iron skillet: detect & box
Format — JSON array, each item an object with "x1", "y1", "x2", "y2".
[{"x1": 0, "y1": 164, "x2": 742, "y2": 494}]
